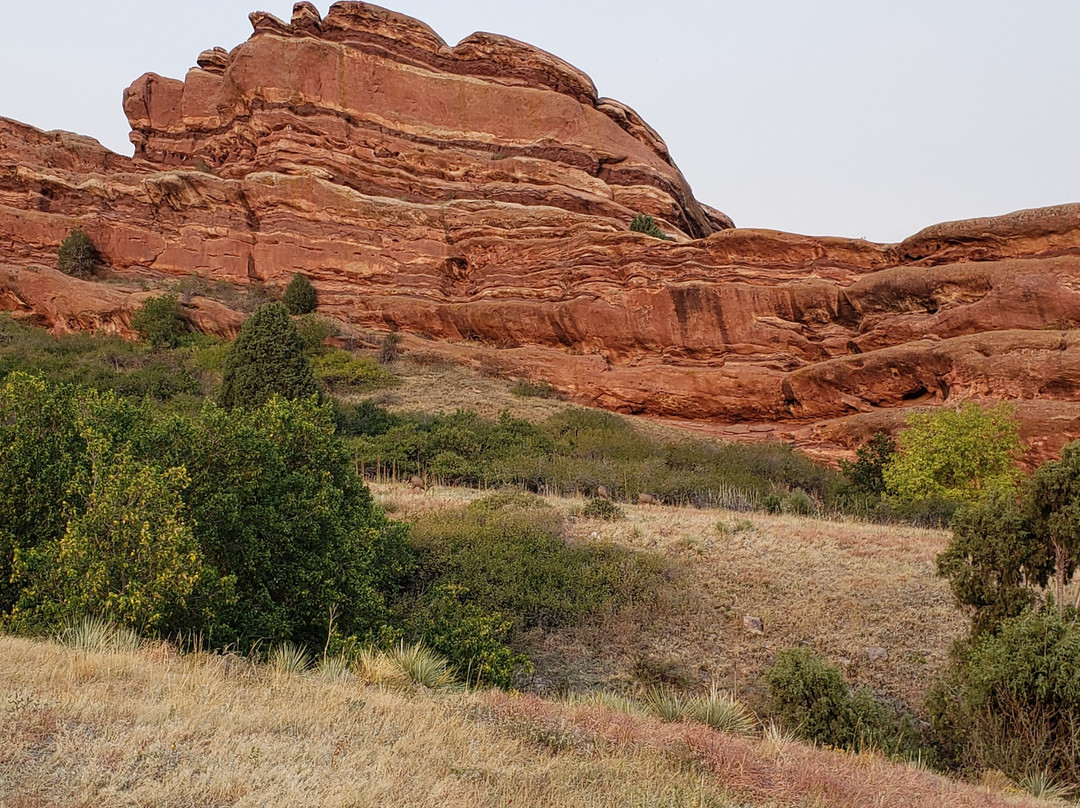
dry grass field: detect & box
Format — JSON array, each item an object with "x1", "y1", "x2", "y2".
[
  {"x1": 374, "y1": 483, "x2": 965, "y2": 711},
  {"x1": 0, "y1": 635, "x2": 1048, "y2": 808}
]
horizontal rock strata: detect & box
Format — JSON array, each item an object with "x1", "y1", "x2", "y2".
[{"x1": 1, "y1": 2, "x2": 1078, "y2": 463}]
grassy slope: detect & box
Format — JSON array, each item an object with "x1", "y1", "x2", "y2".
[
  {"x1": 0, "y1": 635, "x2": 1043, "y2": 808},
  {"x1": 374, "y1": 484, "x2": 963, "y2": 711}
]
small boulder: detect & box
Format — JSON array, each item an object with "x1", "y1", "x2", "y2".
[{"x1": 742, "y1": 615, "x2": 764, "y2": 635}]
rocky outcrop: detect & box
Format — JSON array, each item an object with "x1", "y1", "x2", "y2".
[{"x1": 1, "y1": 2, "x2": 1079, "y2": 463}]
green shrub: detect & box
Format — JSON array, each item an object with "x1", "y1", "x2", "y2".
[
  {"x1": 312, "y1": 350, "x2": 399, "y2": 393},
  {"x1": 928, "y1": 608, "x2": 1080, "y2": 784},
  {"x1": 406, "y1": 493, "x2": 665, "y2": 633},
  {"x1": 281, "y1": 273, "x2": 316, "y2": 315},
  {"x1": 762, "y1": 493, "x2": 783, "y2": 514},
  {"x1": 583, "y1": 496, "x2": 623, "y2": 521},
  {"x1": 294, "y1": 314, "x2": 336, "y2": 356},
  {"x1": 629, "y1": 213, "x2": 668, "y2": 240},
  {"x1": 131, "y1": 294, "x2": 188, "y2": 348},
  {"x1": 57, "y1": 228, "x2": 98, "y2": 278},
  {"x1": 782, "y1": 488, "x2": 816, "y2": 516},
  {"x1": 219, "y1": 302, "x2": 318, "y2": 408},
  {"x1": 884, "y1": 403, "x2": 1023, "y2": 506},
  {"x1": 765, "y1": 647, "x2": 918, "y2": 755},
  {"x1": 407, "y1": 583, "x2": 529, "y2": 689},
  {"x1": 510, "y1": 379, "x2": 561, "y2": 399},
  {"x1": 840, "y1": 432, "x2": 895, "y2": 496}
]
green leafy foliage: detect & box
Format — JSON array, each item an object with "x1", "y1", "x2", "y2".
[
  {"x1": 219, "y1": 302, "x2": 318, "y2": 408},
  {"x1": 937, "y1": 489, "x2": 1052, "y2": 635},
  {"x1": 582, "y1": 497, "x2": 623, "y2": 521},
  {"x1": 281, "y1": 273, "x2": 317, "y2": 315},
  {"x1": 406, "y1": 492, "x2": 665, "y2": 633},
  {"x1": 765, "y1": 647, "x2": 918, "y2": 756},
  {"x1": 350, "y1": 406, "x2": 843, "y2": 512},
  {"x1": 57, "y1": 228, "x2": 98, "y2": 277},
  {"x1": 312, "y1": 350, "x2": 399, "y2": 393},
  {"x1": 928, "y1": 608, "x2": 1080, "y2": 784},
  {"x1": 15, "y1": 452, "x2": 226, "y2": 635},
  {"x1": 840, "y1": 432, "x2": 896, "y2": 495},
  {"x1": 406, "y1": 583, "x2": 529, "y2": 688},
  {"x1": 0, "y1": 373, "x2": 411, "y2": 649},
  {"x1": 131, "y1": 294, "x2": 188, "y2": 348},
  {"x1": 629, "y1": 213, "x2": 668, "y2": 240},
  {"x1": 1027, "y1": 441, "x2": 1080, "y2": 607},
  {"x1": 883, "y1": 403, "x2": 1023, "y2": 505}
]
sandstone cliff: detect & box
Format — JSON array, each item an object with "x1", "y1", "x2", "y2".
[{"x1": 1, "y1": 2, "x2": 1078, "y2": 462}]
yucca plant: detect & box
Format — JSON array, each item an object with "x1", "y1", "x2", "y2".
[
  {"x1": 644, "y1": 686, "x2": 692, "y2": 722},
  {"x1": 267, "y1": 642, "x2": 311, "y2": 676},
  {"x1": 1017, "y1": 769, "x2": 1074, "y2": 801},
  {"x1": 353, "y1": 647, "x2": 410, "y2": 688},
  {"x1": 316, "y1": 653, "x2": 352, "y2": 681},
  {"x1": 688, "y1": 688, "x2": 757, "y2": 736},
  {"x1": 759, "y1": 720, "x2": 800, "y2": 757},
  {"x1": 390, "y1": 642, "x2": 455, "y2": 689},
  {"x1": 59, "y1": 615, "x2": 140, "y2": 652}
]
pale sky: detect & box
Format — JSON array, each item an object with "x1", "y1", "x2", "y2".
[{"x1": 3, "y1": 1, "x2": 1078, "y2": 242}]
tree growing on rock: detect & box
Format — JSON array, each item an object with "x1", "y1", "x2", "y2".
[
  {"x1": 219, "y1": 302, "x2": 318, "y2": 407},
  {"x1": 282, "y1": 272, "x2": 317, "y2": 315},
  {"x1": 629, "y1": 213, "x2": 668, "y2": 240},
  {"x1": 57, "y1": 228, "x2": 98, "y2": 278}
]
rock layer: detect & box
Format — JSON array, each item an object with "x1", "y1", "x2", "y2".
[{"x1": 1, "y1": 2, "x2": 1079, "y2": 463}]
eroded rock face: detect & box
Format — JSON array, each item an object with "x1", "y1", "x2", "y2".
[{"x1": 1, "y1": 2, "x2": 1079, "y2": 463}]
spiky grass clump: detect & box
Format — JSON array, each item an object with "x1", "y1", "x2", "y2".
[
  {"x1": 316, "y1": 654, "x2": 352, "y2": 681},
  {"x1": 644, "y1": 686, "x2": 692, "y2": 722},
  {"x1": 267, "y1": 642, "x2": 311, "y2": 676},
  {"x1": 1016, "y1": 769, "x2": 1074, "y2": 801},
  {"x1": 59, "y1": 615, "x2": 141, "y2": 653},
  {"x1": 688, "y1": 689, "x2": 757, "y2": 736},
  {"x1": 759, "y1": 720, "x2": 800, "y2": 758},
  {"x1": 390, "y1": 642, "x2": 455, "y2": 689},
  {"x1": 352, "y1": 647, "x2": 405, "y2": 688},
  {"x1": 568, "y1": 691, "x2": 649, "y2": 717}
]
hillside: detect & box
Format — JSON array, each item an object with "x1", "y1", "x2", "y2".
[
  {"x1": 0, "y1": 634, "x2": 1047, "y2": 808},
  {"x1": 0, "y1": 2, "x2": 1079, "y2": 463}
]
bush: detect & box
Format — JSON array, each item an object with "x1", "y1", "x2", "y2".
[
  {"x1": 840, "y1": 432, "x2": 895, "y2": 496},
  {"x1": 884, "y1": 403, "x2": 1023, "y2": 506},
  {"x1": 629, "y1": 213, "x2": 668, "y2": 240},
  {"x1": 583, "y1": 496, "x2": 623, "y2": 521},
  {"x1": 378, "y1": 332, "x2": 401, "y2": 364},
  {"x1": 765, "y1": 648, "x2": 918, "y2": 755},
  {"x1": 131, "y1": 294, "x2": 188, "y2": 348},
  {"x1": 929, "y1": 608, "x2": 1080, "y2": 784},
  {"x1": 312, "y1": 350, "x2": 399, "y2": 393},
  {"x1": 57, "y1": 228, "x2": 98, "y2": 278},
  {"x1": 406, "y1": 493, "x2": 665, "y2": 633},
  {"x1": 219, "y1": 302, "x2": 318, "y2": 407},
  {"x1": 281, "y1": 273, "x2": 316, "y2": 315},
  {"x1": 782, "y1": 488, "x2": 816, "y2": 516},
  {"x1": 294, "y1": 314, "x2": 336, "y2": 356}
]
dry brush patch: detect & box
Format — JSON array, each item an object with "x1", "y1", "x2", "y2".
[
  {"x1": 0, "y1": 635, "x2": 734, "y2": 808},
  {"x1": 373, "y1": 482, "x2": 966, "y2": 710},
  {"x1": 487, "y1": 693, "x2": 1045, "y2": 808}
]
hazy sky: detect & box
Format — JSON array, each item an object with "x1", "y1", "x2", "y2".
[{"x1": 2, "y1": 1, "x2": 1077, "y2": 241}]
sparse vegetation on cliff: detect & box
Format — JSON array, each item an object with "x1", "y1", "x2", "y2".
[
  {"x1": 57, "y1": 227, "x2": 98, "y2": 278},
  {"x1": 281, "y1": 271, "x2": 317, "y2": 314},
  {"x1": 629, "y1": 212, "x2": 668, "y2": 239}
]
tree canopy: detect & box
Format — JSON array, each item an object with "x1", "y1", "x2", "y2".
[{"x1": 219, "y1": 302, "x2": 318, "y2": 408}]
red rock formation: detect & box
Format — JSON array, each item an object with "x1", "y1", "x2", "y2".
[{"x1": 1, "y1": 2, "x2": 1079, "y2": 463}]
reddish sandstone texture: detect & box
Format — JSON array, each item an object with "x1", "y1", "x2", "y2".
[{"x1": 1, "y1": 2, "x2": 1078, "y2": 462}]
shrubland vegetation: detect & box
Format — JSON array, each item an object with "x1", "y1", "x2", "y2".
[{"x1": 3, "y1": 296, "x2": 1080, "y2": 795}]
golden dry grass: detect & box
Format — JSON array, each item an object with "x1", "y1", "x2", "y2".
[
  {"x1": 0, "y1": 635, "x2": 733, "y2": 808},
  {"x1": 373, "y1": 482, "x2": 965, "y2": 710},
  {"x1": 0, "y1": 635, "x2": 1045, "y2": 808}
]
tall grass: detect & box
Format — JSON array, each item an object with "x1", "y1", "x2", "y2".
[{"x1": 58, "y1": 615, "x2": 141, "y2": 653}]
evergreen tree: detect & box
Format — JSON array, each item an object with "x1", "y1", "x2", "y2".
[
  {"x1": 57, "y1": 228, "x2": 98, "y2": 278},
  {"x1": 131, "y1": 293, "x2": 188, "y2": 348},
  {"x1": 219, "y1": 302, "x2": 318, "y2": 407},
  {"x1": 282, "y1": 272, "x2": 317, "y2": 315}
]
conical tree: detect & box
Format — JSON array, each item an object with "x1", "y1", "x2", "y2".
[
  {"x1": 220, "y1": 302, "x2": 318, "y2": 407},
  {"x1": 282, "y1": 272, "x2": 317, "y2": 315}
]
